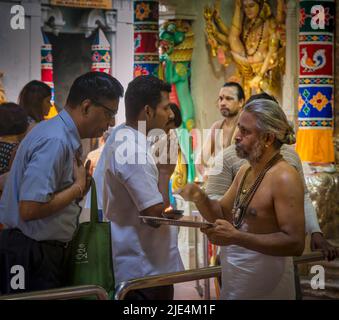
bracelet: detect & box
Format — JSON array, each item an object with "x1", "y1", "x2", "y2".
[{"x1": 73, "y1": 183, "x2": 83, "y2": 198}]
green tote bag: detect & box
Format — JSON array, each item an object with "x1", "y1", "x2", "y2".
[{"x1": 66, "y1": 179, "x2": 115, "y2": 299}]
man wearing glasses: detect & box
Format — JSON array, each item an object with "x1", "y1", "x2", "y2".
[{"x1": 0, "y1": 72, "x2": 124, "y2": 294}]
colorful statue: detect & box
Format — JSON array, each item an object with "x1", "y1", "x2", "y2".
[
  {"x1": 159, "y1": 20, "x2": 196, "y2": 189},
  {"x1": 0, "y1": 72, "x2": 6, "y2": 104},
  {"x1": 204, "y1": 0, "x2": 286, "y2": 99}
]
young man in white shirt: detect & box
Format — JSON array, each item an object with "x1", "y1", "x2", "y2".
[{"x1": 102, "y1": 75, "x2": 184, "y2": 300}]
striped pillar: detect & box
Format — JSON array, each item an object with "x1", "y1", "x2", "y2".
[
  {"x1": 41, "y1": 31, "x2": 58, "y2": 119},
  {"x1": 91, "y1": 28, "x2": 111, "y2": 74},
  {"x1": 296, "y1": 0, "x2": 335, "y2": 163},
  {"x1": 133, "y1": 0, "x2": 159, "y2": 78}
]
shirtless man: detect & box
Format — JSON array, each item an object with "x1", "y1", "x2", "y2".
[
  {"x1": 179, "y1": 98, "x2": 305, "y2": 299},
  {"x1": 199, "y1": 82, "x2": 245, "y2": 172}
]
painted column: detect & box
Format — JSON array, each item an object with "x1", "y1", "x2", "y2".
[
  {"x1": 296, "y1": 0, "x2": 335, "y2": 163},
  {"x1": 41, "y1": 31, "x2": 58, "y2": 119},
  {"x1": 91, "y1": 28, "x2": 111, "y2": 74},
  {"x1": 133, "y1": 0, "x2": 159, "y2": 77}
]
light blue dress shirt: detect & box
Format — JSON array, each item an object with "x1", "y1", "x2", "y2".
[{"x1": 0, "y1": 109, "x2": 82, "y2": 242}]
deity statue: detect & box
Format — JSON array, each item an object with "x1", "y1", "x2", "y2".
[
  {"x1": 0, "y1": 72, "x2": 7, "y2": 104},
  {"x1": 204, "y1": 0, "x2": 286, "y2": 99},
  {"x1": 159, "y1": 20, "x2": 196, "y2": 189}
]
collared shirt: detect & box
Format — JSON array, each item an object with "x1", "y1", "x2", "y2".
[
  {"x1": 102, "y1": 124, "x2": 184, "y2": 285},
  {"x1": 0, "y1": 109, "x2": 82, "y2": 242}
]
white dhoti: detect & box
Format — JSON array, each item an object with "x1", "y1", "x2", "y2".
[{"x1": 220, "y1": 245, "x2": 296, "y2": 300}]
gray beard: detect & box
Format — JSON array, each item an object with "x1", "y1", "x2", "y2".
[{"x1": 236, "y1": 139, "x2": 265, "y2": 163}]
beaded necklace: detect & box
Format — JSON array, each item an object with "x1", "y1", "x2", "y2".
[
  {"x1": 232, "y1": 152, "x2": 282, "y2": 229},
  {"x1": 242, "y1": 18, "x2": 265, "y2": 58}
]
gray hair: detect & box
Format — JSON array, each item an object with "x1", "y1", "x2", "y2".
[{"x1": 243, "y1": 99, "x2": 296, "y2": 147}]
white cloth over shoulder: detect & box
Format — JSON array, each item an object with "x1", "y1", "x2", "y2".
[{"x1": 220, "y1": 244, "x2": 295, "y2": 300}]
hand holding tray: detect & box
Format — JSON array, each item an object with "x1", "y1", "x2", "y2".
[{"x1": 139, "y1": 215, "x2": 215, "y2": 228}]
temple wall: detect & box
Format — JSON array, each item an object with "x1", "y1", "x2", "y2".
[{"x1": 0, "y1": 0, "x2": 42, "y2": 102}]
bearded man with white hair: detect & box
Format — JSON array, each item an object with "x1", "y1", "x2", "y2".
[{"x1": 178, "y1": 98, "x2": 305, "y2": 300}]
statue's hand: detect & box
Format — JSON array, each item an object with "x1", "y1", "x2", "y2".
[{"x1": 204, "y1": 6, "x2": 213, "y2": 20}]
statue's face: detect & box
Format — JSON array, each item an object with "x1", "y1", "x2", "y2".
[{"x1": 243, "y1": 0, "x2": 260, "y2": 20}]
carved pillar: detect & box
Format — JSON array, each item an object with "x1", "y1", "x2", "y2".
[{"x1": 282, "y1": 0, "x2": 299, "y2": 124}]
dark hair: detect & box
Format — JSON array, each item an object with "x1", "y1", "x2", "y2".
[
  {"x1": 245, "y1": 92, "x2": 278, "y2": 105},
  {"x1": 18, "y1": 80, "x2": 51, "y2": 122},
  {"x1": 169, "y1": 103, "x2": 182, "y2": 128},
  {"x1": 125, "y1": 75, "x2": 171, "y2": 120},
  {"x1": 66, "y1": 72, "x2": 124, "y2": 108},
  {"x1": 223, "y1": 82, "x2": 245, "y2": 101},
  {"x1": 0, "y1": 102, "x2": 28, "y2": 136}
]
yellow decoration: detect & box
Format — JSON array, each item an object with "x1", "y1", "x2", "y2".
[
  {"x1": 44, "y1": 104, "x2": 58, "y2": 120},
  {"x1": 185, "y1": 119, "x2": 195, "y2": 132},
  {"x1": 171, "y1": 149, "x2": 187, "y2": 191},
  {"x1": 175, "y1": 63, "x2": 187, "y2": 77},
  {"x1": 309, "y1": 92, "x2": 329, "y2": 112},
  {"x1": 296, "y1": 129, "x2": 335, "y2": 163}
]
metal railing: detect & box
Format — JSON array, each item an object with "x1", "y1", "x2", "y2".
[
  {"x1": 293, "y1": 251, "x2": 325, "y2": 264},
  {"x1": 115, "y1": 266, "x2": 221, "y2": 300},
  {"x1": 0, "y1": 252, "x2": 326, "y2": 300},
  {"x1": 0, "y1": 285, "x2": 108, "y2": 300},
  {"x1": 115, "y1": 252, "x2": 326, "y2": 300}
]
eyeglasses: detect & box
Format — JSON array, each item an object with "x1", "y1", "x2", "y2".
[{"x1": 92, "y1": 100, "x2": 117, "y2": 119}]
